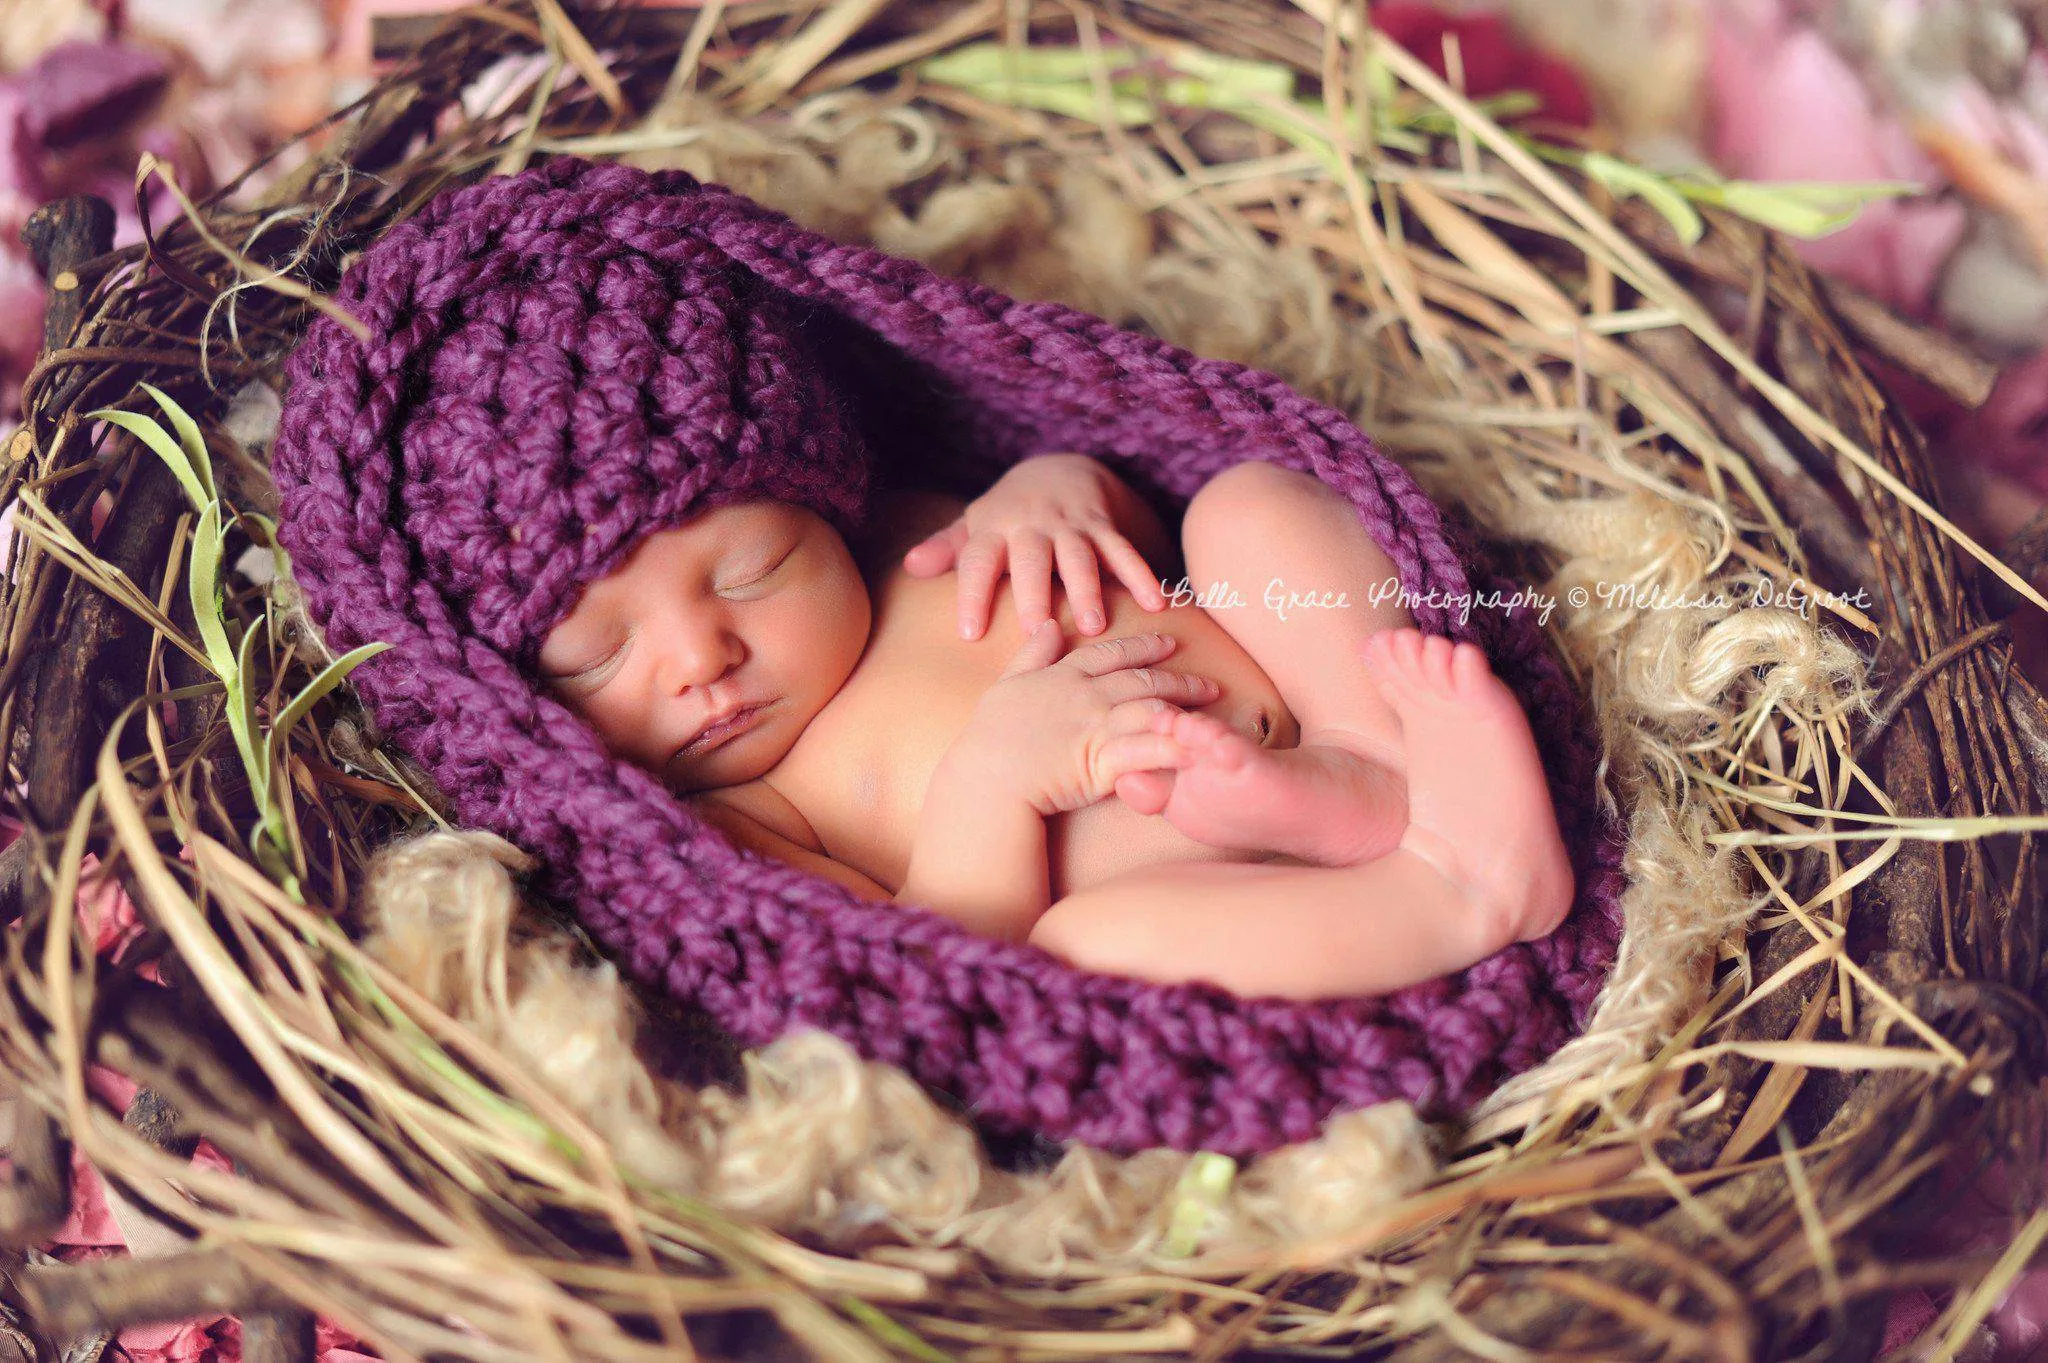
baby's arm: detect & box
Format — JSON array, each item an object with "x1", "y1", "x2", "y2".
[
  {"x1": 893, "y1": 752, "x2": 1050, "y2": 943},
  {"x1": 894, "y1": 628, "x2": 1210, "y2": 945}
]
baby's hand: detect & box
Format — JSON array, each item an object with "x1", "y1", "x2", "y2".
[
  {"x1": 902, "y1": 452, "x2": 1170, "y2": 641},
  {"x1": 947, "y1": 623, "x2": 1216, "y2": 818}
]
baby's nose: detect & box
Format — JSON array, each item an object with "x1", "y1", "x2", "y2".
[{"x1": 658, "y1": 620, "x2": 745, "y2": 692}]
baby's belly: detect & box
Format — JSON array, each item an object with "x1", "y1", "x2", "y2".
[{"x1": 786, "y1": 568, "x2": 1301, "y2": 901}]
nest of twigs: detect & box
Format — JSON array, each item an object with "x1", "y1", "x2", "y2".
[{"x1": 1, "y1": 1, "x2": 2045, "y2": 1359}]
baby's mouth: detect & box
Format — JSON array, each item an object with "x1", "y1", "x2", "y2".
[{"x1": 675, "y1": 699, "x2": 773, "y2": 759}]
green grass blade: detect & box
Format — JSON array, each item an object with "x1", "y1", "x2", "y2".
[
  {"x1": 237, "y1": 511, "x2": 293, "y2": 587},
  {"x1": 139, "y1": 382, "x2": 218, "y2": 504},
  {"x1": 232, "y1": 617, "x2": 268, "y2": 814},
  {"x1": 261, "y1": 641, "x2": 393, "y2": 780},
  {"x1": 917, "y1": 41, "x2": 1123, "y2": 88},
  {"x1": 1160, "y1": 1152, "x2": 1236, "y2": 1257},
  {"x1": 187, "y1": 502, "x2": 237, "y2": 680},
  {"x1": 1584, "y1": 152, "x2": 1705, "y2": 245},
  {"x1": 92, "y1": 409, "x2": 210, "y2": 514},
  {"x1": 1683, "y1": 178, "x2": 1917, "y2": 238},
  {"x1": 1158, "y1": 46, "x2": 1296, "y2": 99},
  {"x1": 834, "y1": 1297, "x2": 954, "y2": 1363}
]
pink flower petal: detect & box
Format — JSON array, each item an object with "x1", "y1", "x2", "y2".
[
  {"x1": 1951, "y1": 347, "x2": 2048, "y2": 492},
  {"x1": 50, "y1": 1148, "x2": 123, "y2": 1247},
  {"x1": 13, "y1": 40, "x2": 169, "y2": 150},
  {"x1": 117, "y1": 1317, "x2": 225, "y2": 1361},
  {"x1": 86, "y1": 1063, "x2": 139, "y2": 1112},
  {"x1": 1794, "y1": 197, "x2": 1970, "y2": 317},
  {"x1": 75, "y1": 851, "x2": 145, "y2": 958}
]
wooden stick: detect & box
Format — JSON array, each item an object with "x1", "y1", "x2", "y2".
[
  {"x1": 1609, "y1": 198, "x2": 2000, "y2": 410},
  {"x1": 1629, "y1": 326, "x2": 1878, "y2": 591},
  {"x1": 17, "y1": 196, "x2": 119, "y2": 834},
  {"x1": 242, "y1": 1306, "x2": 318, "y2": 1363},
  {"x1": 0, "y1": 1090, "x2": 69, "y2": 1248},
  {"x1": 16, "y1": 1247, "x2": 292, "y2": 1341}
]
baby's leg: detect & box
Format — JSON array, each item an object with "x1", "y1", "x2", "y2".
[
  {"x1": 1030, "y1": 624, "x2": 1578, "y2": 998},
  {"x1": 1027, "y1": 847, "x2": 1491, "y2": 1001},
  {"x1": 1117, "y1": 460, "x2": 1418, "y2": 866}
]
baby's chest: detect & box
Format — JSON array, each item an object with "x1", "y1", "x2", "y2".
[{"x1": 778, "y1": 567, "x2": 1294, "y2": 898}]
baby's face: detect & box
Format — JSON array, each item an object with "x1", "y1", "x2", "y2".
[{"x1": 537, "y1": 500, "x2": 872, "y2": 792}]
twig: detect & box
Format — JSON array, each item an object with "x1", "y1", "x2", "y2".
[
  {"x1": 1860, "y1": 620, "x2": 2012, "y2": 753},
  {"x1": 16, "y1": 1248, "x2": 292, "y2": 1342},
  {"x1": 21, "y1": 200, "x2": 115, "y2": 357},
  {"x1": 1607, "y1": 197, "x2": 2000, "y2": 410},
  {"x1": 1629, "y1": 326, "x2": 1877, "y2": 590},
  {"x1": 16, "y1": 197, "x2": 121, "y2": 832},
  {"x1": 0, "y1": 839, "x2": 31, "y2": 927},
  {"x1": 0, "y1": 1102, "x2": 68, "y2": 1249},
  {"x1": 242, "y1": 1306, "x2": 318, "y2": 1363},
  {"x1": 1818, "y1": 277, "x2": 1998, "y2": 410}
]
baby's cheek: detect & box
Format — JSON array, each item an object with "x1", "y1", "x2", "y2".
[{"x1": 550, "y1": 692, "x2": 630, "y2": 757}]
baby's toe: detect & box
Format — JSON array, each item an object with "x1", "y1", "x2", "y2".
[
  {"x1": 1186, "y1": 710, "x2": 1261, "y2": 770},
  {"x1": 1362, "y1": 628, "x2": 1420, "y2": 688},
  {"x1": 1420, "y1": 634, "x2": 1456, "y2": 689},
  {"x1": 1449, "y1": 640, "x2": 1491, "y2": 692},
  {"x1": 1116, "y1": 770, "x2": 1175, "y2": 815}
]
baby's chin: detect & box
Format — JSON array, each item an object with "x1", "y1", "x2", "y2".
[{"x1": 660, "y1": 711, "x2": 804, "y2": 793}]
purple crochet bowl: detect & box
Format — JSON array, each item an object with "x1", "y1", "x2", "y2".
[{"x1": 270, "y1": 158, "x2": 1625, "y2": 1158}]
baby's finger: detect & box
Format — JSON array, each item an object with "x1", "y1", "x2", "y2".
[
  {"x1": 903, "y1": 520, "x2": 967, "y2": 575},
  {"x1": 1096, "y1": 731, "x2": 1196, "y2": 780},
  {"x1": 1066, "y1": 630, "x2": 1178, "y2": 677},
  {"x1": 1095, "y1": 530, "x2": 1167, "y2": 610},
  {"x1": 1103, "y1": 663, "x2": 1221, "y2": 708},
  {"x1": 1008, "y1": 531, "x2": 1055, "y2": 633},
  {"x1": 1104, "y1": 696, "x2": 1182, "y2": 735},
  {"x1": 955, "y1": 534, "x2": 1006, "y2": 639},
  {"x1": 1053, "y1": 531, "x2": 1106, "y2": 633},
  {"x1": 996, "y1": 619, "x2": 1066, "y2": 679}
]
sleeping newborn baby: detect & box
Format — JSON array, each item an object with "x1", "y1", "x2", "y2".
[{"x1": 536, "y1": 450, "x2": 1576, "y2": 1003}]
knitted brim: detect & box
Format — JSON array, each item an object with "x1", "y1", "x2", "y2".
[{"x1": 271, "y1": 158, "x2": 1625, "y2": 1157}]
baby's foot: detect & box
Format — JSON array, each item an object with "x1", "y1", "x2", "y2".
[
  {"x1": 1359, "y1": 628, "x2": 1576, "y2": 942},
  {"x1": 1115, "y1": 709, "x2": 1408, "y2": 867}
]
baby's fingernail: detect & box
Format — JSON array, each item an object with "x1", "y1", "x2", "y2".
[
  {"x1": 960, "y1": 620, "x2": 977, "y2": 639},
  {"x1": 1081, "y1": 610, "x2": 1102, "y2": 631}
]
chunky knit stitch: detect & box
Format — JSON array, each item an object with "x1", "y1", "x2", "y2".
[{"x1": 270, "y1": 158, "x2": 1625, "y2": 1157}]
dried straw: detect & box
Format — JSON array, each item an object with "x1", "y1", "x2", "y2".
[{"x1": 1, "y1": 1, "x2": 2041, "y2": 1358}]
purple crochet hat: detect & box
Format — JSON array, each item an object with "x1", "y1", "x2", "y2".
[
  {"x1": 272, "y1": 157, "x2": 1625, "y2": 1158},
  {"x1": 272, "y1": 159, "x2": 873, "y2": 670}
]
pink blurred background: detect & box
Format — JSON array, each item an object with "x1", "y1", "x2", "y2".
[{"x1": 0, "y1": 2, "x2": 2041, "y2": 1359}]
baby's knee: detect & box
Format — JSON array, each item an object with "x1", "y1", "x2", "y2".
[
  {"x1": 1186, "y1": 459, "x2": 1312, "y2": 530},
  {"x1": 1183, "y1": 460, "x2": 1318, "y2": 567}
]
